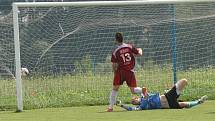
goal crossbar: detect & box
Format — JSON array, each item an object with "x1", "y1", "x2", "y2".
[{"x1": 13, "y1": 0, "x2": 215, "y2": 7}]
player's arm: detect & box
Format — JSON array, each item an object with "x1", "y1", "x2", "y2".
[
  {"x1": 136, "y1": 48, "x2": 143, "y2": 55},
  {"x1": 111, "y1": 52, "x2": 118, "y2": 73},
  {"x1": 119, "y1": 104, "x2": 142, "y2": 111},
  {"x1": 116, "y1": 100, "x2": 142, "y2": 111},
  {"x1": 130, "y1": 45, "x2": 142, "y2": 56},
  {"x1": 112, "y1": 62, "x2": 118, "y2": 73},
  {"x1": 142, "y1": 87, "x2": 149, "y2": 98}
]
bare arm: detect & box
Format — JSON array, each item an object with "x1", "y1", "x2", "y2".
[
  {"x1": 133, "y1": 48, "x2": 143, "y2": 57},
  {"x1": 118, "y1": 104, "x2": 142, "y2": 111},
  {"x1": 112, "y1": 63, "x2": 118, "y2": 73},
  {"x1": 116, "y1": 100, "x2": 142, "y2": 111},
  {"x1": 137, "y1": 48, "x2": 143, "y2": 55}
]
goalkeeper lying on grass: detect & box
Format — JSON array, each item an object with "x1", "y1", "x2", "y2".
[{"x1": 117, "y1": 79, "x2": 208, "y2": 111}]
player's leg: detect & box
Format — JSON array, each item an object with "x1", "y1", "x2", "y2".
[
  {"x1": 179, "y1": 95, "x2": 208, "y2": 108},
  {"x1": 164, "y1": 78, "x2": 188, "y2": 109},
  {"x1": 125, "y1": 70, "x2": 142, "y2": 94},
  {"x1": 175, "y1": 78, "x2": 188, "y2": 95},
  {"x1": 107, "y1": 85, "x2": 120, "y2": 112},
  {"x1": 107, "y1": 71, "x2": 122, "y2": 112},
  {"x1": 130, "y1": 87, "x2": 142, "y2": 94}
]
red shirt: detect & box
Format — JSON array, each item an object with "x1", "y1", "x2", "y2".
[{"x1": 111, "y1": 43, "x2": 139, "y2": 71}]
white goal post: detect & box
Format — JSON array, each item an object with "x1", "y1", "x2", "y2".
[{"x1": 12, "y1": 0, "x2": 215, "y2": 112}]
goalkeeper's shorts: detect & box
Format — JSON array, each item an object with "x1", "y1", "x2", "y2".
[{"x1": 164, "y1": 86, "x2": 181, "y2": 109}]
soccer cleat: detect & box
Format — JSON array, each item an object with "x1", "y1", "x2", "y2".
[
  {"x1": 107, "y1": 108, "x2": 113, "y2": 112},
  {"x1": 164, "y1": 89, "x2": 170, "y2": 94},
  {"x1": 116, "y1": 100, "x2": 122, "y2": 106},
  {"x1": 198, "y1": 95, "x2": 208, "y2": 104}
]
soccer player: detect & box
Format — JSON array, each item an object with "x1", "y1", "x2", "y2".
[
  {"x1": 117, "y1": 79, "x2": 208, "y2": 111},
  {"x1": 107, "y1": 32, "x2": 143, "y2": 112}
]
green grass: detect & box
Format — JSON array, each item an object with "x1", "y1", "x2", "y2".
[
  {"x1": 1, "y1": 66, "x2": 215, "y2": 110},
  {"x1": 0, "y1": 100, "x2": 214, "y2": 121}
]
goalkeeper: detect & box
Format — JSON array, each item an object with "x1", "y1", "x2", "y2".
[{"x1": 117, "y1": 79, "x2": 208, "y2": 111}]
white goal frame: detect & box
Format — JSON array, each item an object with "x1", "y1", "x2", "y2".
[{"x1": 12, "y1": 0, "x2": 214, "y2": 112}]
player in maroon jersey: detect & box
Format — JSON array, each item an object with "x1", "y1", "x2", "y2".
[{"x1": 107, "y1": 32, "x2": 143, "y2": 112}]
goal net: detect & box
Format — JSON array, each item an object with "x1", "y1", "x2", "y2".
[{"x1": 1, "y1": 0, "x2": 215, "y2": 111}]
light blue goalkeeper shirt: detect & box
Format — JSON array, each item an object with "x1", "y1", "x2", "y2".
[{"x1": 138, "y1": 93, "x2": 162, "y2": 110}]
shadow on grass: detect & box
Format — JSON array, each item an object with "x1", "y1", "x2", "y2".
[
  {"x1": 0, "y1": 111, "x2": 17, "y2": 115},
  {"x1": 97, "y1": 110, "x2": 127, "y2": 113},
  {"x1": 205, "y1": 112, "x2": 215, "y2": 114}
]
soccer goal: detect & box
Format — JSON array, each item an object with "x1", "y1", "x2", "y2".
[{"x1": 6, "y1": 0, "x2": 215, "y2": 111}]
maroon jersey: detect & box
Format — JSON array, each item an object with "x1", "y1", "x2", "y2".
[{"x1": 111, "y1": 43, "x2": 139, "y2": 71}]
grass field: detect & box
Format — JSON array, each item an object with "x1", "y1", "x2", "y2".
[
  {"x1": 0, "y1": 100, "x2": 214, "y2": 121},
  {"x1": 1, "y1": 65, "x2": 215, "y2": 110}
]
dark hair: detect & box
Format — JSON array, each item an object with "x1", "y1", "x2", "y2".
[{"x1": 115, "y1": 32, "x2": 123, "y2": 43}]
